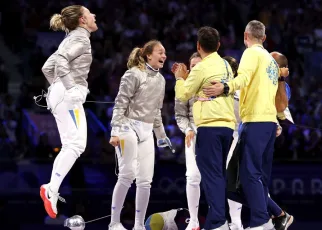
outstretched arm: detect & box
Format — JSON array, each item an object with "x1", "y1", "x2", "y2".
[{"x1": 275, "y1": 80, "x2": 290, "y2": 112}]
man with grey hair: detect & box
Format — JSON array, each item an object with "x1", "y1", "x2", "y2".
[
  {"x1": 201, "y1": 20, "x2": 289, "y2": 230},
  {"x1": 244, "y1": 20, "x2": 266, "y2": 44}
]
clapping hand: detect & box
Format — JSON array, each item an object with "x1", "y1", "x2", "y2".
[
  {"x1": 279, "y1": 67, "x2": 289, "y2": 77},
  {"x1": 171, "y1": 62, "x2": 189, "y2": 80}
]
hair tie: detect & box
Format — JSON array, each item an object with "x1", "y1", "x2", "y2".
[{"x1": 138, "y1": 48, "x2": 144, "y2": 56}]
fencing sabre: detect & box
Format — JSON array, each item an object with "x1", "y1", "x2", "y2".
[
  {"x1": 33, "y1": 90, "x2": 176, "y2": 152},
  {"x1": 64, "y1": 214, "x2": 111, "y2": 230},
  {"x1": 33, "y1": 90, "x2": 116, "y2": 109},
  {"x1": 64, "y1": 208, "x2": 190, "y2": 230}
]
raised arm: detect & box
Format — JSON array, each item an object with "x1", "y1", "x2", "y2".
[
  {"x1": 175, "y1": 66, "x2": 203, "y2": 102},
  {"x1": 275, "y1": 80, "x2": 290, "y2": 112}
]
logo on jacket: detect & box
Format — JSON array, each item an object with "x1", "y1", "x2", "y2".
[{"x1": 266, "y1": 60, "x2": 279, "y2": 85}]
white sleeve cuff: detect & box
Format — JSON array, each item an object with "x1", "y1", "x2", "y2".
[
  {"x1": 111, "y1": 127, "x2": 120, "y2": 137},
  {"x1": 154, "y1": 126, "x2": 166, "y2": 139},
  {"x1": 184, "y1": 127, "x2": 193, "y2": 135}
]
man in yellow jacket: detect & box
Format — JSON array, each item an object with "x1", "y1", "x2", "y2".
[
  {"x1": 173, "y1": 26, "x2": 235, "y2": 230},
  {"x1": 202, "y1": 20, "x2": 289, "y2": 230}
]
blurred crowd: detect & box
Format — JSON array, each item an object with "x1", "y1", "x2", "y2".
[{"x1": 0, "y1": 0, "x2": 322, "y2": 164}]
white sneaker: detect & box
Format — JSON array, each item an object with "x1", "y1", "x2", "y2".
[
  {"x1": 40, "y1": 184, "x2": 65, "y2": 218},
  {"x1": 247, "y1": 219, "x2": 275, "y2": 230},
  {"x1": 186, "y1": 219, "x2": 200, "y2": 230},
  {"x1": 109, "y1": 222, "x2": 127, "y2": 230},
  {"x1": 212, "y1": 221, "x2": 230, "y2": 230},
  {"x1": 263, "y1": 219, "x2": 275, "y2": 230},
  {"x1": 229, "y1": 222, "x2": 244, "y2": 230}
]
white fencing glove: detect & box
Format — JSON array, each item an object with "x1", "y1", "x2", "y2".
[
  {"x1": 157, "y1": 137, "x2": 175, "y2": 153},
  {"x1": 65, "y1": 86, "x2": 84, "y2": 104},
  {"x1": 276, "y1": 123, "x2": 282, "y2": 137}
]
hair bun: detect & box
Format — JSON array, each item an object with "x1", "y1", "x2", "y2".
[{"x1": 50, "y1": 13, "x2": 65, "y2": 32}]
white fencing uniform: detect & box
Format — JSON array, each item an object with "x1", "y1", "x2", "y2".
[
  {"x1": 40, "y1": 27, "x2": 92, "y2": 218},
  {"x1": 174, "y1": 97, "x2": 201, "y2": 228},
  {"x1": 227, "y1": 91, "x2": 243, "y2": 229},
  {"x1": 109, "y1": 64, "x2": 168, "y2": 230},
  {"x1": 227, "y1": 90, "x2": 241, "y2": 167}
]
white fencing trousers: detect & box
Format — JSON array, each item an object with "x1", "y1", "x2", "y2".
[
  {"x1": 185, "y1": 136, "x2": 201, "y2": 185},
  {"x1": 185, "y1": 135, "x2": 201, "y2": 222},
  {"x1": 115, "y1": 128, "x2": 155, "y2": 188},
  {"x1": 46, "y1": 81, "x2": 88, "y2": 158},
  {"x1": 112, "y1": 126, "x2": 154, "y2": 227},
  {"x1": 46, "y1": 81, "x2": 88, "y2": 192},
  {"x1": 226, "y1": 131, "x2": 239, "y2": 169},
  {"x1": 226, "y1": 131, "x2": 243, "y2": 228}
]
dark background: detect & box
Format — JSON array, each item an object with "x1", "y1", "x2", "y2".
[{"x1": 0, "y1": 0, "x2": 322, "y2": 229}]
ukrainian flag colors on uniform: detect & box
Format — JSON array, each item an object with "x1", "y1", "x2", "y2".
[
  {"x1": 118, "y1": 139, "x2": 125, "y2": 156},
  {"x1": 69, "y1": 109, "x2": 80, "y2": 128},
  {"x1": 145, "y1": 213, "x2": 164, "y2": 230}
]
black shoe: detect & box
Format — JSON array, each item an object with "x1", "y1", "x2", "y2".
[{"x1": 273, "y1": 212, "x2": 294, "y2": 230}]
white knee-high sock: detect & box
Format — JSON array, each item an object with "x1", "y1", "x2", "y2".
[
  {"x1": 50, "y1": 149, "x2": 64, "y2": 180},
  {"x1": 49, "y1": 149, "x2": 78, "y2": 193},
  {"x1": 110, "y1": 182, "x2": 130, "y2": 224},
  {"x1": 228, "y1": 199, "x2": 242, "y2": 228},
  {"x1": 134, "y1": 187, "x2": 150, "y2": 229},
  {"x1": 186, "y1": 183, "x2": 200, "y2": 222}
]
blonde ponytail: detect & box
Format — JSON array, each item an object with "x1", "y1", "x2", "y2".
[
  {"x1": 127, "y1": 47, "x2": 145, "y2": 70},
  {"x1": 50, "y1": 14, "x2": 68, "y2": 32}
]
